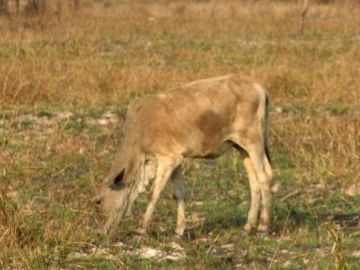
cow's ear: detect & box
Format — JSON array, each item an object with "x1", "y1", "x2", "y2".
[{"x1": 110, "y1": 169, "x2": 125, "y2": 187}]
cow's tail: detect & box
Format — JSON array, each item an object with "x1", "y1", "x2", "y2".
[{"x1": 264, "y1": 93, "x2": 271, "y2": 165}]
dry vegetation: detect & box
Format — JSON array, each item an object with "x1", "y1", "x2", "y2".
[{"x1": 0, "y1": 0, "x2": 360, "y2": 269}]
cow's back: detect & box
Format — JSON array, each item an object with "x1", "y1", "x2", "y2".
[{"x1": 125, "y1": 74, "x2": 263, "y2": 157}]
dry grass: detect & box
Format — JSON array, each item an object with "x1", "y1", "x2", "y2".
[
  {"x1": 0, "y1": 0, "x2": 360, "y2": 269},
  {"x1": 1, "y1": 0, "x2": 359, "y2": 107}
]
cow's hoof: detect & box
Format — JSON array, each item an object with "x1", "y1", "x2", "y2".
[
  {"x1": 243, "y1": 223, "x2": 254, "y2": 233},
  {"x1": 257, "y1": 224, "x2": 269, "y2": 233},
  {"x1": 136, "y1": 228, "x2": 147, "y2": 235},
  {"x1": 175, "y1": 228, "x2": 185, "y2": 237}
]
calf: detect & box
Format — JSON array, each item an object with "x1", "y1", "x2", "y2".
[{"x1": 96, "y1": 74, "x2": 272, "y2": 236}]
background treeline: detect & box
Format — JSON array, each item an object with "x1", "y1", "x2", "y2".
[
  {"x1": 0, "y1": 0, "x2": 80, "y2": 15},
  {"x1": 0, "y1": 0, "x2": 353, "y2": 16}
]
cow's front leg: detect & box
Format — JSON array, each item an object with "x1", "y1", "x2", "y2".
[
  {"x1": 139, "y1": 156, "x2": 181, "y2": 234},
  {"x1": 172, "y1": 166, "x2": 186, "y2": 236}
]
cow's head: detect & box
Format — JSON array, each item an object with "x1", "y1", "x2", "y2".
[
  {"x1": 96, "y1": 170, "x2": 132, "y2": 235},
  {"x1": 96, "y1": 158, "x2": 157, "y2": 235}
]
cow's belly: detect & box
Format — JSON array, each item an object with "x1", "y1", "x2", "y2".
[{"x1": 182, "y1": 140, "x2": 233, "y2": 159}]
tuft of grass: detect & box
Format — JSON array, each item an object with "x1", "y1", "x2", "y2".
[{"x1": 324, "y1": 104, "x2": 350, "y2": 115}]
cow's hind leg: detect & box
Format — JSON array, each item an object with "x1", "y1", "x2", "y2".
[
  {"x1": 260, "y1": 154, "x2": 272, "y2": 230},
  {"x1": 247, "y1": 146, "x2": 272, "y2": 232},
  {"x1": 172, "y1": 166, "x2": 186, "y2": 236},
  {"x1": 139, "y1": 156, "x2": 181, "y2": 234},
  {"x1": 243, "y1": 155, "x2": 261, "y2": 232}
]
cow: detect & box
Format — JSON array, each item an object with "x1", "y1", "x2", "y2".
[{"x1": 96, "y1": 74, "x2": 273, "y2": 237}]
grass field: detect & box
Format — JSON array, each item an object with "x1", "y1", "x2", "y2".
[{"x1": 1, "y1": 0, "x2": 360, "y2": 269}]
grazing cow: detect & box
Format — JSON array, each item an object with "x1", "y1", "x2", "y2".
[{"x1": 96, "y1": 74, "x2": 273, "y2": 236}]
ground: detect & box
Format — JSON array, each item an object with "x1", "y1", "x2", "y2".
[{"x1": 0, "y1": 1, "x2": 359, "y2": 269}]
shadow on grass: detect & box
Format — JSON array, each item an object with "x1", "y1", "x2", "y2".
[{"x1": 183, "y1": 202, "x2": 359, "y2": 240}]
